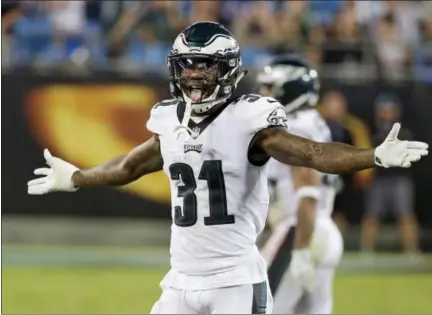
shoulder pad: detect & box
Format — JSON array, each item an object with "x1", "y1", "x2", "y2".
[
  {"x1": 152, "y1": 99, "x2": 179, "y2": 110},
  {"x1": 232, "y1": 94, "x2": 278, "y2": 105},
  {"x1": 234, "y1": 94, "x2": 288, "y2": 135},
  {"x1": 147, "y1": 99, "x2": 178, "y2": 134}
]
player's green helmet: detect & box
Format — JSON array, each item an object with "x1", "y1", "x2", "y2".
[
  {"x1": 168, "y1": 22, "x2": 246, "y2": 114},
  {"x1": 257, "y1": 55, "x2": 320, "y2": 114}
]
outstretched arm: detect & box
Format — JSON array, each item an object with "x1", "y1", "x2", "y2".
[
  {"x1": 27, "y1": 135, "x2": 163, "y2": 195},
  {"x1": 73, "y1": 135, "x2": 163, "y2": 188},
  {"x1": 255, "y1": 123, "x2": 428, "y2": 174},
  {"x1": 256, "y1": 127, "x2": 374, "y2": 174}
]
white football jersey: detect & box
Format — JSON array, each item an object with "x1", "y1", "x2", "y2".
[
  {"x1": 147, "y1": 94, "x2": 289, "y2": 289},
  {"x1": 268, "y1": 109, "x2": 338, "y2": 223}
]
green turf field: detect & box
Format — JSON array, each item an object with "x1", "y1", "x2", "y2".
[{"x1": 3, "y1": 267, "x2": 432, "y2": 314}]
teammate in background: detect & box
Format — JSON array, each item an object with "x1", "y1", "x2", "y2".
[
  {"x1": 27, "y1": 22, "x2": 428, "y2": 314},
  {"x1": 258, "y1": 56, "x2": 343, "y2": 314}
]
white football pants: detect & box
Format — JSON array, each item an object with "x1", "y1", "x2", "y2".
[
  {"x1": 150, "y1": 281, "x2": 273, "y2": 314},
  {"x1": 272, "y1": 266, "x2": 335, "y2": 314},
  {"x1": 264, "y1": 217, "x2": 343, "y2": 314}
]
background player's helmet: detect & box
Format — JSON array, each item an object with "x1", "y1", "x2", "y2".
[
  {"x1": 168, "y1": 22, "x2": 246, "y2": 114},
  {"x1": 257, "y1": 55, "x2": 320, "y2": 114}
]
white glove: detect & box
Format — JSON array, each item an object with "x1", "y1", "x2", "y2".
[
  {"x1": 374, "y1": 123, "x2": 429, "y2": 168},
  {"x1": 27, "y1": 149, "x2": 79, "y2": 195},
  {"x1": 289, "y1": 249, "x2": 316, "y2": 292}
]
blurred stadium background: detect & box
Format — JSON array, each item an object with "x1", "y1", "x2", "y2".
[{"x1": 2, "y1": 0, "x2": 432, "y2": 314}]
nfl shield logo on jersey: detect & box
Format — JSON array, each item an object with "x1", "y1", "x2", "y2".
[{"x1": 191, "y1": 127, "x2": 201, "y2": 139}]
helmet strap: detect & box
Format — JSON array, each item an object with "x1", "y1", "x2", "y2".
[
  {"x1": 174, "y1": 98, "x2": 193, "y2": 142},
  {"x1": 234, "y1": 70, "x2": 248, "y2": 89},
  {"x1": 284, "y1": 93, "x2": 312, "y2": 114}
]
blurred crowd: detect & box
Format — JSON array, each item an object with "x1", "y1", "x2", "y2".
[{"x1": 2, "y1": 0, "x2": 432, "y2": 81}]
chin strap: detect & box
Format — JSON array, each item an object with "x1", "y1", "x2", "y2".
[
  {"x1": 174, "y1": 99, "x2": 192, "y2": 141},
  {"x1": 234, "y1": 70, "x2": 248, "y2": 89}
]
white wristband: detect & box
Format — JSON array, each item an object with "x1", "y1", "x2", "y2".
[{"x1": 295, "y1": 186, "x2": 321, "y2": 200}]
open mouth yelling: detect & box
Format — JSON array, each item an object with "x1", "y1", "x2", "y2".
[
  {"x1": 189, "y1": 88, "x2": 204, "y2": 102},
  {"x1": 185, "y1": 84, "x2": 213, "y2": 102}
]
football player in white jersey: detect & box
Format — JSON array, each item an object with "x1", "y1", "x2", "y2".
[
  {"x1": 258, "y1": 56, "x2": 344, "y2": 314},
  {"x1": 27, "y1": 22, "x2": 428, "y2": 314}
]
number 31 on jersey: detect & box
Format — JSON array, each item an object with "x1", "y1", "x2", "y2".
[{"x1": 169, "y1": 160, "x2": 235, "y2": 227}]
